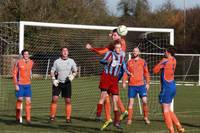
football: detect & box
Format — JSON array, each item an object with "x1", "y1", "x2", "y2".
[{"x1": 117, "y1": 25, "x2": 128, "y2": 36}]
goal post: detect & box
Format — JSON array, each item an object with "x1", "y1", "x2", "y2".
[
  {"x1": 1, "y1": 21, "x2": 176, "y2": 119},
  {"x1": 18, "y1": 21, "x2": 174, "y2": 53}
]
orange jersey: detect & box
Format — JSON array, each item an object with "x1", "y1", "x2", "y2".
[
  {"x1": 153, "y1": 57, "x2": 176, "y2": 81},
  {"x1": 90, "y1": 37, "x2": 127, "y2": 55},
  {"x1": 12, "y1": 59, "x2": 33, "y2": 85},
  {"x1": 125, "y1": 57, "x2": 150, "y2": 86}
]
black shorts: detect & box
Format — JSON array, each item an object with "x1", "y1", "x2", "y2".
[{"x1": 52, "y1": 80, "x2": 71, "y2": 98}]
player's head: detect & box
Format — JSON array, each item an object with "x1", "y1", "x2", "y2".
[
  {"x1": 60, "y1": 46, "x2": 69, "y2": 59},
  {"x1": 111, "y1": 28, "x2": 121, "y2": 41},
  {"x1": 132, "y1": 46, "x2": 140, "y2": 58},
  {"x1": 21, "y1": 49, "x2": 29, "y2": 60},
  {"x1": 114, "y1": 40, "x2": 122, "y2": 54},
  {"x1": 165, "y1": 45, "x2": 176, "y2": 57}
]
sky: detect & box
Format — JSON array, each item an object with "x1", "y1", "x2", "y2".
[{"x1": 105, "y1": 0, "x2": 200, "y2": 16}]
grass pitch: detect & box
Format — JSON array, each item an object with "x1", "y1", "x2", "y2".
[{"x1": 0, "y1": 77, "x2": 200, "y2": 133}]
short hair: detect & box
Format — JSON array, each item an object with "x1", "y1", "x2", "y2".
[
  {"x1": 21, "y1": 49, "x2": 29, "y2": 55},
  {"x1": 112, "y1": 28, "x2": 117, "y2": 33},
  {"x1": 114, "y1": 40, "x2": 121, "y2": 46},
  {"x1": 60, "y1": 46, "x2": 68, "y2": 51},
  {"x1": 166, "y1": 45, "x2": 176, "y2": 56}
]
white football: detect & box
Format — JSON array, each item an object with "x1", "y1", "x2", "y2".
[{"x1": 117, "y1": 25, "x2": 128, "y2": 36}]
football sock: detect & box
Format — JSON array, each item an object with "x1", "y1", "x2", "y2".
[
  {"x1": 50, "y1": 102, "x2": 57, "y2": 118},
  {"x1": 143, "y1": 103, "x2": 148, "y2": 118},
  {"x1": 16, "y1": 100, "x2": 22, "y2": 120},
  {"x1": 25, "y1": 101, "x2": 31, "y2": 121},
  {"x1": 170, "y1": 111, "x2": 182, "y2": 129},
  {"x1": 128, "y1": 108, "x2": 133, "y2": 121},
  {"x1": 65, "y1": 103, "x2": 72, "y2": 120},
  {"x1": 114, "y1": 110, "x2": 120, "y2": 124},
  {"x1": 163, "y1": 112, "x2": 174, "y2": 132},
  {"x1": 96, "y1": 104, "x2": 103, "y2": 117}
]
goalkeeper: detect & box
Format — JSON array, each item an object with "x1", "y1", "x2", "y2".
[{"x1": 49, "y1": 47, "x2": 77, "y2": 123}]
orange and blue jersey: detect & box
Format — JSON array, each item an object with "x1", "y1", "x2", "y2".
[
  {"x1": 125, "y1": 57, "x2": 150, "y2": 86},
  {"x1": 100, "y1": 50, "x2": 128, "y2": 77},
  {"x1": 153, "y1": 57, "x2": 176, "y2": 82},
  {"x1": 124, "y1": 57, "x2": 150, "y2": 98},
  {"x1": 153, "y1": 57, "x2": 176, "y2": 104},
  {"x1": 12, "y1": 59, "x2": 33, "y2": 85}
]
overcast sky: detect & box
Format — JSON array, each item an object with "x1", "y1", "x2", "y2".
[{"x1": 105, "y1": 0, "x2": 200, "y2": 16}]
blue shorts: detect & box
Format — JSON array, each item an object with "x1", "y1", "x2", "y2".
[
  {"x1": 128, "y1": 85, "x2": 147, "y2": 99},
  {"x1": 159, "y1": 80, "x2": 176, "y2": 104},
  {"x1": 15, "y1": 84, "x2": 32, "y2": 98}
]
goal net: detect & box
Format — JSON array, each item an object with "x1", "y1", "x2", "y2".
[{"x1": 2, "y1": 21, "x2": 195, "y2": 121}]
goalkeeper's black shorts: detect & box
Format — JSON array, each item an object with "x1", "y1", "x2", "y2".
[{"x1": 52, "y1": 80, "x2": 71, "y2": 98}]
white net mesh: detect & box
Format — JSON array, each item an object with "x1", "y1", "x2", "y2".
[{"x1": 2, "y1": 22, "x2": 198, "y2": 120}]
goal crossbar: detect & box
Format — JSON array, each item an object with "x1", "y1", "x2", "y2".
[{"x1": 19, "y1": 21, "x2": 174, "y2": 53}]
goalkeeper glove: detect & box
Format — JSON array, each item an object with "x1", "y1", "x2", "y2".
[
  {"x1": 68, "y1": 73, "x2": 76, "y2": 81},
  {"x1": 52, "y1": 77, "x2": 59, "y2": 87}
]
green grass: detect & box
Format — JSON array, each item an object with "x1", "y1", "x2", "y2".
[{"x1": 0, "y1": 77, "x2": 200, "y2": 133}]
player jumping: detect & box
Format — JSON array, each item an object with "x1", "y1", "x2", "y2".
[
  {"x1": 98, "y1": 41, "x2": 131, "y2": 130},
  {"x1": 86, "y1": 28, "x2": 128, "y2": 130}
]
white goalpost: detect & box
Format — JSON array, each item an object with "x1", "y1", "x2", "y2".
[
  {"x1": 1, "y1": 21, "x2": 199, "y2": 122},
  {"x1": 1, "y1": 21, "x2": 187, "y2": 121},
  {"x1": 18, "y1": 21, "x2": 174, "y2": 53},
  {"x1": 17, "y1": 21, "x2": 175, "y2": 117}
]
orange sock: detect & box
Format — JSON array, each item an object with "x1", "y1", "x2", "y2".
[
  {"x1": 163, "y1": 112, "x2": 174, "y2": 133},
  {"x1": 118, "y1": 97, "x2": 126, "y2": 113},
  {"x1": 104, "y1": 96, "x2": 111, "y2": 120},
  {"x1": 143, "y1": 103, "x2": 149, "y2": 118},
  {"x1": 50, "y1": 102, "x2": 57, "y2": 118},
  {"x1": 65, "y1": 103, "x2": 72, "y2": 120},
  {"x1": 25, "y1": 101, "x2": 31, "y2": 121},
  {"x1": 170, "y1": 111, "x2": 182, "y2": 129},
  {"x1": 16, "y1": 100, "x2": 22, "y2": 120},
  {"x1": 128, "y1": 108, "x2": 133, "y2": 121}
]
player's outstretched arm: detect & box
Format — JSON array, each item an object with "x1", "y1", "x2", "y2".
[{"x1": 86, "y1": 43, "x2": 109, "y2": 55}]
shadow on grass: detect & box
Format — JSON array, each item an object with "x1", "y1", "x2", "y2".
[{"x1": 0, "y1": 115, "x2": 123, "y2": 133}]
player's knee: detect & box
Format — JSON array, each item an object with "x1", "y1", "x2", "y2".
[
  {"x1": 65, "y1": 98, "x2": 71, "y2": 104},
  {"x1": 16, "y1": 100, "x2": 23, "y2": 109},
  {"x1": 142, "y1": 97, "x2": 148, "y2": 104},
  {"x1": 25, "y1": 100, "x2": 31, "y2": 109},
  {"x1": 17, "y1": 97, "x2": 23, "y2": 101},
  {"x1": 52, "y1": 97, "x2": 58, "y2": 103},
  {"x1": 143, "y1": 100, "x2": 148, "y2": 105},
  {"x1": 128, "y1": 104, "x2": 133, "y2": 109}
]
